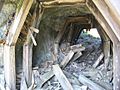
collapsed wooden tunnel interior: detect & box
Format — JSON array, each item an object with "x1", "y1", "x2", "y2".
[{"x1": 0, "y1": 0, "x2": 120, "y2": 90}]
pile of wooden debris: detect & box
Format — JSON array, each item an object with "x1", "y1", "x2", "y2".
[{"x1": 19, "y1": 33, "x2": 113, "y2": 90}]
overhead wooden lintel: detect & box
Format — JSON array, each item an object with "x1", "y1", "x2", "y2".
[{"x1": 43, "y1": 0, "x2": 85, "y2": 4}]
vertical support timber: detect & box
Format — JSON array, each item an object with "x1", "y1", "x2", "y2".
[
  {"x1": 4, "y1": 45, "x2": 16, "y2": 90},
  {"x1": 113, "y1": 43, "x2": 120, "y2": 90},
  {"x1": 23, "y1": 44, "x2": 33, "y2": 87}
]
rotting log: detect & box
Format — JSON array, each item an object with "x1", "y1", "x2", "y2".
[
  {"x1": 92, "y1": 53, "x2": 104, "y2": 68},
  {"x1": 40, "y1": 50, "x2": 74, "y2": 87},
  {"x1": 104, "y1": 0, "x2": 120, "y2": 28},
  {"x1": 4, "y1": 45, "x2": 16, "y2": 90},
  {"x1": 6, "y1": 0, "x2": 33, "y2": 45},
  {"x1": 60, "y1": 50, "x2": 74, "y2": 68},
  {"x1": 53, "y1": 64, "x2": 74, "y2": 90}
]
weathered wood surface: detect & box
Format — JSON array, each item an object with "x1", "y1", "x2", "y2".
[
  {"x1": 4, "y1": 45, "x2": 16, "y2": 90},
  {"x1": 92, "y1": 0, "x2": 120, "y2": 42},
  {"x1": 60, "y1": 50, "x2": 74, "y2": 68},
  {"x1": 92, "y1": 53, "x2": 104, "y2": 68},
  {"x1": 40, "y1": 50, "x2": 74, "y2": 87},
  {"x1": 113, "y1": 43, "x2": 120, "y2": 90},
  {"x1": 23, "y1": 44, "x2": 33, "y2": 87},
  {"x1": 53, "y1": 64, "x2": 73, "y2": 90},
  {"x1": 86, "y1": 0, "x2": 118, "y2": 43},
  {"x1": 6, "y1": 0, "x2": 33, "y2": 45},
  {"x1": 104, "y1": 0, "x2": 120, "y2": 27},
  {"x1": 71, "y1": 51, "x2": 82, "y2": 62},
  {"x1": 78, "y1": 74, "x2": 105, "y2": 90}
]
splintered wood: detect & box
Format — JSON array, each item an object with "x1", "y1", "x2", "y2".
[
  {"x1": 53, "y1": 64, "x2": 73, "y2": 90},
  {"x1": 60, "y1": 50, "x2": 74, "y2": 68}
]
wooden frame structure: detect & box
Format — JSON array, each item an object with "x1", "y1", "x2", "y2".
[{"x1": 2, "y1": 0, "x2": 120, "y2": 90}]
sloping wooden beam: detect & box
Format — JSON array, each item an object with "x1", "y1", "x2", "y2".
[
  {"x1": 104, "y1": 0, "x2": 120, "y2": 27},
  {"x1": 6, "y1": 0, "x2": 33, "y2": 45},
  {"x1": 91, "y1": 0, "x2": 120, "y2": 42},
  {"x1": 23, "y1": 3, "x2": 43, "y2": 88},
  {"x1": 86, "y1": 0, "x2": 118, "y2": 43}
]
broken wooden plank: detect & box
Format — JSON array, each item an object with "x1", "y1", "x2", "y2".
[
  {"x1": 20, "y1": 74, "x2": 27, "y2": 90},
  {"x1": 78, "y1": 74, "x2": 105, "y2": 90},
  {"x1": 0, "y1": 83, "x2": 5, "y2": 90},
  {"x1": 86, "y1": 0, "x2": 118, "y2": 43},
  {"x1": 4, "y1": 45, "x2": 16, "y2": 90},
  {"x1": 92, "y1": 53, "x2": 104, "y2": 68},
  {"x1": 30, "y1": 27, "x2": 39, "y2": 33},
  {"x1": 6, "y1": 0, "x2": 33, "y2": 45},
  {"x1": 104, "y1": 40, "x2": 110, "y2": 70},
  {"x1": 53, "y1": 64, "x2": 73, "y2": 90},
  {"x1": 60, "y1": 50, "x2": 74, "y2": 68},
  {"x1": 70, "y1": 44, "x2": 85, "y2": 53},
  {"x1": 71, "y1": 51, "x2": 82, "y2": 62},
  {"x1": 40, "y1": 70, "x2": 54, "y2": 87},
  {"x1": 29, "y1": 29, "x2": 37, "y2": 46}
]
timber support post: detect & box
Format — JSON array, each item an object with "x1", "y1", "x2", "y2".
[
  {"x1": 4, "y1": 45, "x2": 16, "y2": 90},
  {"x1": 113, "y1": 42, "x2": 120, "y2": 90}
]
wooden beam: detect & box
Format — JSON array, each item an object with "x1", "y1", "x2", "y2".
[
  {"x1": 92, "y1": 53, "x2": 104, "y2": 68},
  {"x1": 113, "y1": 43, "x2": 120, "y2": 90},
  {"x1": 23, "y1": 44, "x2": 33, "y2": 87},
  {"x1": 60, "y1": 50, "x2": 74, "y2": 68},
  {"x1": 86, "y1": 0, "x2": 118, "y2": 43},
  {"x1": 53, "y1": 64, "x2": 74, "y2": 90},
  {"x1": 4, "y1": 45, "x2": 16, "y2": 90},
  {"x1": 92, "y1": 0, "x2": 120, "y2": 42},
  {"x1": 6, "y1": 0, "x2": 33, "y2": 45},
  {"x1": 78, "y1": 74, "x2": 105, "y2": 90},
  {"x1": 104, "y1": 0, "x2": 120, "y2": 27}
]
